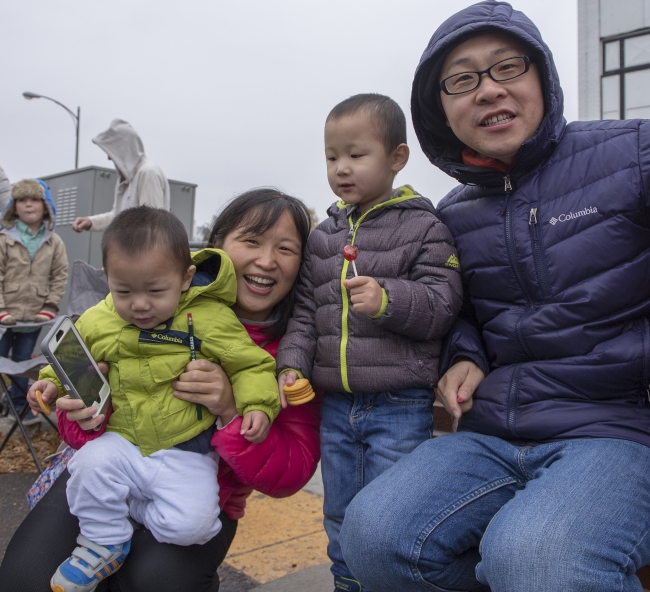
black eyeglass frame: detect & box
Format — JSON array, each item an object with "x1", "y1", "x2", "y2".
[{"x1": 439, "y1": 55, "x2": 531, "y2": 95}]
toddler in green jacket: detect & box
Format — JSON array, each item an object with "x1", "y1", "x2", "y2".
[{"x1": 28, "y1": 206, "x2": 280, "y2": 592}]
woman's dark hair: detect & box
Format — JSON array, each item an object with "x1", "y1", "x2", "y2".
[{"x1": 208, "y1": 188, "x2": 312, "y2": 337}]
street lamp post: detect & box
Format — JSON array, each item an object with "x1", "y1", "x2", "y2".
[{"x1": 22, "y1": 91, "x2": 81, "y2": 169}]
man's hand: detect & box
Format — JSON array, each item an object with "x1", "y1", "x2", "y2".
[
  {"x1": 72, "y1": 217, "x2": 92, "y2": 232},
  {"x1": 435, "y1": 359, "x2": 485, "y2": 420},
  {"x1": 344, "y1": 276, "x2": 383, "y2": 316},
  {"x1": 277, "y1": 370, "x2": 297, "y2": 409},
  {"x1": 240, "y1": 410, "x2": 270, "y2": 443}
]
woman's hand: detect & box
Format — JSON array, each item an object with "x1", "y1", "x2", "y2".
[
  {"x1": 435, "y1": 358, "x2": 485, "y2": 419},
  {"x1": 172, "y1": 358, "x2": 238, "y2": 424}
]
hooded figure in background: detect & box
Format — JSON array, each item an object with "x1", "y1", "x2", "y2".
[
  {"x1": 72, "y1": 119, "x2": 170, "y2": 233},
  {"x1": 0, "y1": 165, "x2": 11, "y2": 213},
  {"x1": 338, "y1": 2, "x2": 650, "y2": 592}
]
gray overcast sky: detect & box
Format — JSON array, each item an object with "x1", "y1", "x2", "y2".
[{"x1": 2, "y1": 0, "x2": 577, "y2": 235}]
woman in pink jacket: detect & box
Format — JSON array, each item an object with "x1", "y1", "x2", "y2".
[{"x1": 0, "y1": 189, "x2": 321, "y2": 592}]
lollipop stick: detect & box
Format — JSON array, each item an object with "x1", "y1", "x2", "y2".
[{"x1": 352, "y1": 260, "x2": 358, "y2": 277}]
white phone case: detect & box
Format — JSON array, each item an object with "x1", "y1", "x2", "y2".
[{"x1": 40, "y1": 316, "x2": 111, "y2": 419}]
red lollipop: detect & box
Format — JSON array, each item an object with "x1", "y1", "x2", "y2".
[{"x1": 343, "y1": 245, "x2": 359, "y2": 277}]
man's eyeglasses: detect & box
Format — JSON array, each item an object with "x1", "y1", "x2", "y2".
[{"x1": 439, "y1": 56, "x2": 531, "y2": 95}]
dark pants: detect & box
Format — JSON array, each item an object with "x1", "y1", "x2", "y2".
[
  {"x1": 0, "y1": 328, "x2": 40, "y2": 410},
  {"x1": 0, "y1": 469, "x2": 238, "y2": 591}
]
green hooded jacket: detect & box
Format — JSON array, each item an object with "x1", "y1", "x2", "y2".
[{"x1": 40, "y1": 249, "x2": 280, "y2": 456}]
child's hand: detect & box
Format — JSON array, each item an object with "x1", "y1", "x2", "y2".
[
  {"x1": 344, "y1": 276, "x2": 383, "y2": 316},
  {"x1": 278, "y1": 371, "x2": 298, "y2": 409},
  {"x1": 33, "y1": 314, "x2": 52, "y2": 323},
  {"x1": 26, "y1": 381, "x2": 58, "y2": 415},
  {"x1": 0, "y1": 313, "x2": 16, "y2": 326},
  {"x1": 56, "y1": 396, "x2": 106, "y2": 431},
  {"x1": 241, "y1": 410, "x2": 270, "y2": 443}
]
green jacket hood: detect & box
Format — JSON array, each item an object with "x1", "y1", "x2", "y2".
[{"x1": 326, "y1": 185, "x2": 438, "y2": 220}]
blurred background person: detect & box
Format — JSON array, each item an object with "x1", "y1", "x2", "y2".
[
  {"x1": 0, "y1": 164, "x2": 11, "y2": 213},
  {"x1": 72, "y1": 119, "x2": 170, "y2": 233}
]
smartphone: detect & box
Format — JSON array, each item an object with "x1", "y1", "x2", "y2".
[{"x1": 40, "y1": 316, "x2": 111, "y2": 418}]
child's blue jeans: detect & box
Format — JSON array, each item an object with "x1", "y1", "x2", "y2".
[
  {"x1": 340, "y1": 431, "x2": 650, "y2": 592},
  {"x1": 321, "y1": 388, "x2": 434, "y2": 590},
  {"x1": 0, "y1": 328, "x2": 40, "y2": 410}
]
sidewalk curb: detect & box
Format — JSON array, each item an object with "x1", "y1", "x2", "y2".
[{"x1": 249, "y1": 563, "x2": 332, "y2": 592}]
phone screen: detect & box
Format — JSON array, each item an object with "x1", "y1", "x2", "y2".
[{"x1": 55, "y1": 329, "x2": 105, "y2": 407}]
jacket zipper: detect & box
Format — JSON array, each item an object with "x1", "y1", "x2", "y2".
[
  {"x1": 503, "y1": 174, "x2": 534, "y2": 439},
  {"x1": 507, "y1": 364, "x2": 521, "y2": 437},
  {"x1": 528, "y1": 206, "x2": 553, "y2": 301},
  {"x1": 503, "y1": 177, "x2": 536, "y2": 361},
  {"x1": 338, "y1": 195, "x2": 418, "y2": 392}
]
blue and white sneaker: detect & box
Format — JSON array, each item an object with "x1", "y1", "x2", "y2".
[{"x1": 50, "y1": 534, "x2": 131, "y2": 592}]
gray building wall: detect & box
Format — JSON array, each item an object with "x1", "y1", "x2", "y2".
[{"x1": 578, "y1": 0, "x2": 650, "y2": 120}]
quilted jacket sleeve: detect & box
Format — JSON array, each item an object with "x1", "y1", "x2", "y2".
[
  {"x1": 438, "y1": 281, "x2": 490, "y2": 378},
  {"x1": 55, "y1": 405, "x2": 111, "y2": 449},
  {"x1": 373, "y1": 215, "x2": 463, "y2": 341},
  {"x1": 275, "y1": 243, "x2": 319, "y2": 377},
  {"x1": 211, "y1": 397, "x2": 321, "y2": 498},
  {"x1": 639, "y1": 119, "x2": 650, "y2": 210},
  {"x1": 200, "y1": 306, "x2": 280, "y2": 421}
]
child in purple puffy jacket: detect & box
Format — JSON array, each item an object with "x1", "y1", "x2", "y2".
[{"x1": 277, "y1": 93, "x2": 462, "y2": 592}]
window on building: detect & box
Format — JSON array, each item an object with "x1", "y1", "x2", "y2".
[{"x1": 602, "y1": 30, "x2": 650, "y2": 120}]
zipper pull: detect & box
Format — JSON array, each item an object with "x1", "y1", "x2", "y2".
[
  {"x1": 348, "y1": 221, "x2": 356, "y2": 235},
  {"x1": 529, "y1": 208, "x2": 538, "y2": 225},
  {"x1": 504, "y1": 175, "x2": 512, "y2": 192}
]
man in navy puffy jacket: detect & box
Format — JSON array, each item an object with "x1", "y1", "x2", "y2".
[{"x1": 339, "y1": 2, "x2": 650, "y2": 591}]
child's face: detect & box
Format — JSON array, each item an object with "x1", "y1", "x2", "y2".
[
  {"x1": 105, "y1": 246, "x2": 195, "y2": 330},
  {"x1": 15, "y1": 197, "x2": 45, "y2": 227},
  {"x1": 325, "y1": 112, "x2": 401, "y2": 214}
]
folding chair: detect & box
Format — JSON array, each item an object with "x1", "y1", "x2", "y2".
[
  {"x1": 67, "y1": 259, "x2": 109, "y2": 320},
  {"x1": 0, "y1": 262, "x2": 108, "y2": 473},
  {"x1": 0, "y1": 354, "x2": 54, "y2": 472}
]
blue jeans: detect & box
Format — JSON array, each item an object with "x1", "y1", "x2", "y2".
[
  {"x1": 321, "y1": 388, "x2": 435, "y2": 590},
  {"x1": 0, "y1": 328, "x2": 40, "y2": 410},
  {"x1": 339, "y1": 431, "x2": 650, "y2": 592}
]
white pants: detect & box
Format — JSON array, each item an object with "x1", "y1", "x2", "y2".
[{"x1": 66, "y1": 431, "x2": 221, "y2": 547}]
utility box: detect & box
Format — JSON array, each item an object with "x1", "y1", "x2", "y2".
[{"x1": 39, "y1": 166, "x2": 196, "y2": 313}]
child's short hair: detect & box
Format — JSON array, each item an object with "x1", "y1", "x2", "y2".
[
  {"x1": 326, "y1": 93, "x2": 407, "y2": 154},
  {"x1": 102, "y1": 206, "x2": 191, "y2": 274}
]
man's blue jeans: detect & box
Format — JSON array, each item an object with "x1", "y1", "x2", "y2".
[
  {"x1": 321, "y1": 389, "x2": 435, "y2": 590},
  {"x1": 340, "y1": 431, "x2": 650, "y2": 592},
  {"x1": 0, "y1": 328, "x2": 40, "y2": 411}
]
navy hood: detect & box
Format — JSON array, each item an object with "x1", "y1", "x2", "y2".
[{"x1": 411, "y1": 0, "x2": 566, "y2": 186}]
